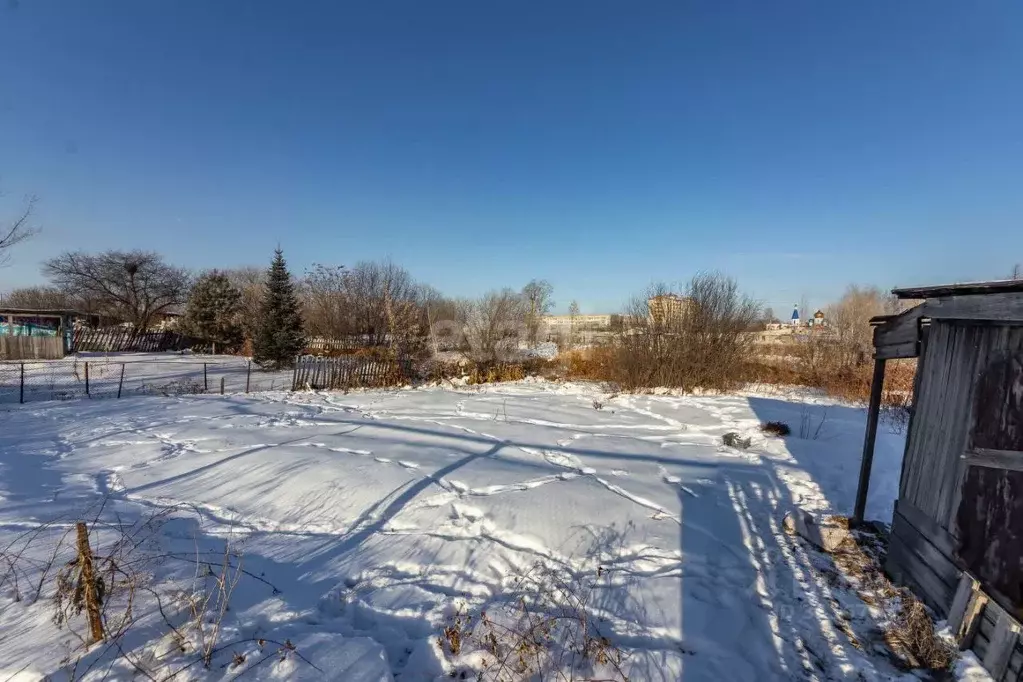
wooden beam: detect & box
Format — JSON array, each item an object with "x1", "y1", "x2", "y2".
[
  {"x1": 948, "y1": 572, "x2": 987, "y2": 649},
  {"x1": 893, "y1": 280, "x2": 1023, "y2": 300},
  {"x1": 965, "y1": 448, "x2": 1023, "y2": 473},
  {"x1": 924, "y1": 292, "x2": 1023, "y2": 323},
  {"x1": 875, "y1": 340, "x2": 920, "y2": 360},
  {"x1": 873, "y1": 305, "x2": 925, "y2": 347},
  {"x1": 983, "y1": 604, "x2": 1022, "y2": 680},
  {"x1": 854, "y1": 358, "x2": 886, "y2": 524}
]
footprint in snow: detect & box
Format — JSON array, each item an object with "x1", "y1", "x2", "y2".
[
  {"x1": 610, "y1": 469, "x2": 629, "y2": 477},
  {"x1": 398, "y1": 460, "x2": 420, "y2": 469}
]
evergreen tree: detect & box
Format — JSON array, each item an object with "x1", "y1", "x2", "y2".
[
  {"x1": 183, "y1": 271, "x2": 243, "y2": 354},
  {"x1": 252, "y1": 248, "x2": 306, "y2": 369}
]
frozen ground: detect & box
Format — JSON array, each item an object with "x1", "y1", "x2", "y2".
[
  {"x1": 0, "y1": 379, "x2": 952, "y2": 680},
  {"x1": 0, "y1": 352, "x2": 295, "y2": 403}
]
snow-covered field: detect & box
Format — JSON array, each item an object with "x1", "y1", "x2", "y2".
[
  {"x1": 0, "y1": 353, "x2": 295, "y2": 403},
  {"x1": 0, "y1": 379, "x2": 928, "y2": 680}
]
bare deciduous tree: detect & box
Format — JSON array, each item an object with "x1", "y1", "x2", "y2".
[
  {"x1": 223, "y1": 266, "x2": 266, "y2": 340},
  {"x1": 826, "y1": 285, "x2": 889, "y2": 365},
  {"x1": 302, "y1": 263, "x2": 347, "y2": 339},
  {"x1": 459, "y1": 288, "x2": 526, "y2": 363},
  {"x1": 0, "y1": 285, "x2": 72, "y2": 309},
  {"x1": 0, "y1": 190, "x2": 38, "y2": 266},
  {"x1": 302, "y1": 260, "x2": 424, "y2": 347},
  {"x1": 522, "y1": 279, "x2": 554, "y2": 347},
  {"x1": 42, "y1": 250, "x2": 190, "y2": 331}
]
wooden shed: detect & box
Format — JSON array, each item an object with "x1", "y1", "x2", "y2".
[{"x1": 855, "y1": 280, "x2": 1023, "y2": 679}]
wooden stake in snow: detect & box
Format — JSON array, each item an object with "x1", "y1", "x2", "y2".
[{"x1": 75, "y1": 522, "x2": 105, "y2": 643}]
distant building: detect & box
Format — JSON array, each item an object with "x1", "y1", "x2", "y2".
[
  {"x1": 543, "y1": 313, "x2": 612, "y2": 333},
  {"x1": 811, "y1": 309, "x2": 826, "y2": 327},
  {"x1": 647, "y1": 294, "x2": 692, "y2": 326},
  {"x1": 790, "y1": 305, "x2": 801, "y2": 327}
]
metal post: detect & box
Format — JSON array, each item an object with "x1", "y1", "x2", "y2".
[
  {"x1": 19, "y1": 363, "x2": 25, "y2": 404},
  {"x1": 245, "y1": 361, "x2": 251, "y2": 393},
  {"x1": 853, "y1": 357, "x2": 887, "y2": 525},
  {"x1": 85, "y1": 361, "x2": 90, "y2": 396},
  {"x1": 220, "y1": 376, "x2": 225, "y2": 395},
  {"x1": 117, "y1": 363, "x2": 125, "y2": 399},
  {"x1": 203, "y1": 363, "x2": 208, "y2": 391}
]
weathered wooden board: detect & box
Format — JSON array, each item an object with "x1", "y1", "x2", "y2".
[
  {"x1": 949, "y1": 573, "x2": 988, "y2": 649},
  {"x1": 887, "y1": 509, "x2": 956, "y2": 616},
  {"x1": 956, "y1": 466, "x2": 1023, "y2": 615},
  {"x1": 875, "y1": 340, "x2": 920, "y2": 360},
  {"x1": 900, "y1": 323, "x2": 1023, "y2": 536},
  {"x1": 894, "y1": 499, "x2": 958, "y2": 559},
  {"x1": 0, "y1": 335, "x2": 64, "y2": 360},
  {"x1": 924, "y1": 293, "x2": 1023, "y2": 323},
  {"x1": 890, "y1": 507, "x2": 959, "y2": 589},
  {"x1": 873, "y1": 305, "x2": 924, "y2": 355},
  {"x1": 898, "y1": 322, "x2": 981, "y2": 526},
  {"x1": 953, "y1": 348, "x2": 1023, "y2": 616},
  {"x1": 985, "y1": 608, "x2": 1023, "y2": 680},
  {"x1": 893, "y1": 281, "x2": 1023, "y2": 300},
  {"x1": 967, "y1": 448, "x2": 1023, "y2": 473}
]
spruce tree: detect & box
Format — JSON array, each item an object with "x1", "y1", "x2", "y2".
[{"x1": 252, "y1": 248, "x2": 306, "y2": 369}]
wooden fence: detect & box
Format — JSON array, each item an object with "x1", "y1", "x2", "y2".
[
  {"x1": 0, "y1": 335, "x2": 64, "y2": 360},
  {"x1": 305, "y1": 336, "x2": 382, "y2": 354},
  {"x1": 291, "y1": 356, "x2": 407, "y2": 390},
  {"x1": 71, "y1": 329, "x2": 207, "y2": 353}
]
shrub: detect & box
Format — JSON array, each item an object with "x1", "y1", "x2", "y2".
[
  {"x1": 440, "y1": 562, "x2": 628, "y2": 681},
  {"x1": 597, "y1": 273, "x2": 760, "y2": 392}
]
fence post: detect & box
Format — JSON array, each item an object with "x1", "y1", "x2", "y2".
[
  {"x1": 203, "y1": 363, "x2": 208, "y2": 391},
  {"x1": 292, "y1": 357, "x2": 299, "y2": 391},
  {"x1": 85, "y1": 361, "x2": 90, "y2": 397},
  {"x1": 117, "y1": 363, "x2": 125, "y2": 398},
  {"x1": 220, "y1": 376, "x2": 225, "y2": 395},
  {"x1": 20, "y1": 363, "x2": 25, "y2": 404},
  {"x1": 245, "y1": 361, "x2": 251, "y2": 393}
]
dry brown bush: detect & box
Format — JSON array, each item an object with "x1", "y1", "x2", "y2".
[
  {"x1": 595, "y1": 273, "x2": 760, "y2": 392},
  {"x1": 440, "y1": 562, "x2": 628, "y2": 681}
]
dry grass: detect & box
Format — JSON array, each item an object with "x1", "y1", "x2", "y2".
[
  {"x1": 0, "y1": 499, "x2": 315, "y2": 679},
  {"x1": 821, "y1": 521, "x2": 957, "y2": 673},
  {"x1": 440, "y1": 562, "x2": 628, "y2": 681}
]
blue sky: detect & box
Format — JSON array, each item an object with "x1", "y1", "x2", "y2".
[{"x1": 1, "y1": 1, "x2": 1021, "y2": 315}]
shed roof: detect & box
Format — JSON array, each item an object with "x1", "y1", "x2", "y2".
[{"x1": 891, "y1": 279, "x2": 1023, "y2": 300}]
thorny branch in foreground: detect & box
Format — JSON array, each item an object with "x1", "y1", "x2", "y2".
[{"x1": 0, "y1": 497, "x2": 316, "y2": 679}]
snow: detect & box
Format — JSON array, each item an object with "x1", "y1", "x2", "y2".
[
  {"x1": 0, "y1": 379, "x2": 966, "y2": 680},
  {"x1": 1, "y1": 352, "x2": 295, "y2": 403}
]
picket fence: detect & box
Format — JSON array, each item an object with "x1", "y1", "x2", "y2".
[
  {"x1": 305, "y1": 335, "x2": 384, "y2": 354},
  {"x1": 291, "y1": 355, "x2": 407, "y2": 390},
  {"x1": 71, "y1": 329, "x2": 207, "y2": 353}
]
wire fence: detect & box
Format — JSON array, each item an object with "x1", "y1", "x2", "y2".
[{"x1": 0, "y1": 358, "x2": 295, "y2": 405}]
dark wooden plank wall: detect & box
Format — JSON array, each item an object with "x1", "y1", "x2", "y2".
[
  {"x1": 899, "y1": 322, "x2": 983, "y2": 529},
  {"x1": 899, "y1": 323, "x2": 1023, "y2": 534},
  {"x1": 886, "y1": 499, "x2": 959, "y2": 616}
]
